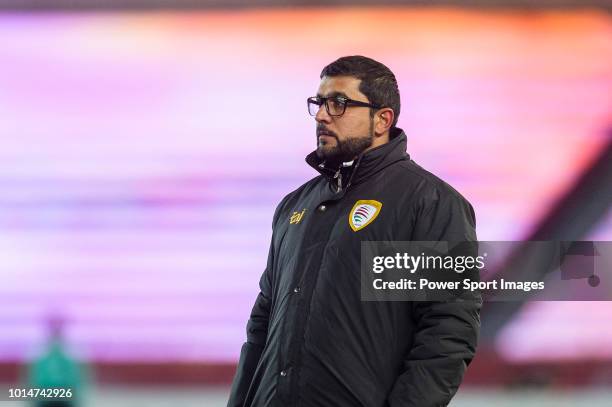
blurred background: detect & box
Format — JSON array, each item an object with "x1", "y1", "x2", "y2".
[{"x1": 0, "y1": 0, "x2": 611, "y2": 406}]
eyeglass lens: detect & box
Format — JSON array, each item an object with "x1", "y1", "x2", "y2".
[{"x1": 308, "y1": 97, "x2": 346, "y2": 116}]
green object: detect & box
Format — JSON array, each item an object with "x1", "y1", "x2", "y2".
[{"x1": 27, "y1": 338, "x2": 88, "y2": 407}]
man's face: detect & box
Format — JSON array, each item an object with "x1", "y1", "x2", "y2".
[{"x1": 314, "y1": 75, "x2": 375, "y2": 164}]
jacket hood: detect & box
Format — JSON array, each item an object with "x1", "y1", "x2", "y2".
[{"x1": 305, "y1": 127, "x2": 409, "y2": 188}]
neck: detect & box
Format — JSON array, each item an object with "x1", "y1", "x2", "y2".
[{"x1": 366, "y1": 130, "x2": 390, "y2": 153}]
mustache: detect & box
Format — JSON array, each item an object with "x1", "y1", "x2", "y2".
[{"x1": 316, "y1": 125, "x2": 338, "y2": 139}]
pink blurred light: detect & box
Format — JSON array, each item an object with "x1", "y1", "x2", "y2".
[{"x1": 0, "y1": 9, "x2": 610, "y2": 363}]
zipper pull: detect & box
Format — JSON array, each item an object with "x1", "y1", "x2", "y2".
[{"x1": 333, "y1": 167, "x2": 342, "y2": 193}]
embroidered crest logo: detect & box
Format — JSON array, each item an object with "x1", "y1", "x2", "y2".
[{"x1": 349, "y1": 200, "x2": 382, "y2": 232}]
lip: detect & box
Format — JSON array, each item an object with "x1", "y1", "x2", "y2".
[{"x1": 318, "y1": 134, "x2": 334, "y2": 143}]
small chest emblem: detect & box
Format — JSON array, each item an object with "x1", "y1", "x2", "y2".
[
  {"x1": 290, "y1": 209, "x2": 306, "y2": 225},
  {"x1": 349, "y1": 200, "x2": 382, "y2": 232}
]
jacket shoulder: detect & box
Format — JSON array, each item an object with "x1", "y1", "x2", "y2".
[
  {"x1": 394, "y1": 159, "x2": 473, "y2": 207},
  {"x1": 271, "y1": 175, "x2": 325, "y2": 226},
  {"x1": 394, "y1": 159, "x2": 477, "y2": 238}
]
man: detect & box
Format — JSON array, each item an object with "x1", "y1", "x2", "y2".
[{"x1": 228, "y1": 56, "x2": 481, "y2": 407}]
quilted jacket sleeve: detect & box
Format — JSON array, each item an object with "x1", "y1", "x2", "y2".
[
  {"x1": 387, "y1": 190, "x2": 482, "y2": 407},
  {"x1": 227, "y1": 197, "x2": 287, "y2": 407}
]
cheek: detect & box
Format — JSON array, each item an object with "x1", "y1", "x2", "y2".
[{"x1": 337, "y1": 113, "x2": 370, "y2": 136}]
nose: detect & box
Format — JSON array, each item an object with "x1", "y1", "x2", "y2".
[{"x1": 315, "y1": 103, "x2": 332, "y2": 123}]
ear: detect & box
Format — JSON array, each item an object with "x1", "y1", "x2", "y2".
[{"x1": 373, "y1": 108, "x2": 394, "y2": 136}]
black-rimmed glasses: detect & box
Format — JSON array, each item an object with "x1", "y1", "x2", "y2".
[{"x1": 307, "y1": 96, "x2": 381, "y2": 117}]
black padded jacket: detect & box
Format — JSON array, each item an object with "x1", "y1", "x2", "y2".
[{"x1": 228, "y1": 127, "x2": 481, "y2": 407}]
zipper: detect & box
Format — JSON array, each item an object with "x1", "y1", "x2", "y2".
[
  {"x1": 344, "y1": 154, "x2": 363, "y2": 191},
  {"x1": 334, "y1": 168, "x2": 342, "y2": 193}
]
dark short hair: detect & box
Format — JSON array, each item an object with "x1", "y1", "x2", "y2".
[{"x1": 320, "y1": 55, "x2": 401, "y2": 128}]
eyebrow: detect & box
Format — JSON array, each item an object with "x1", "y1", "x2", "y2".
[{"x1": 316, "y1": 91, "x2": 349, "y2": 99}]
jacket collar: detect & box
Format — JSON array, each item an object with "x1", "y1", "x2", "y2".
[{"x1": 305, "y1": 127, "x2": 409, "y2": 190}]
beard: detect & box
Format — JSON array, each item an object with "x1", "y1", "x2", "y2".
[{"x1": 316, "y1": 121, "x2": 374, "y2": 165}]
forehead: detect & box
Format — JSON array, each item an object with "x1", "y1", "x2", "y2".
[{"x1": 317, "y1": 75, "x2": 366, "y2": 100}]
